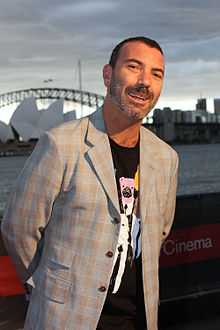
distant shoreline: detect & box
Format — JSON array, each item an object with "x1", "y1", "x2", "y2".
[
  {"x1": 0, "y1": 141, "x2": 36, "y2": 157},
  {"x1": 0, "y1": 150, "x2": 32, "y2": 157}
]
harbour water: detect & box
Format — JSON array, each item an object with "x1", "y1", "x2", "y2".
[{"x1": 0, "y1": 143, "x2": 220, "y2": 216}]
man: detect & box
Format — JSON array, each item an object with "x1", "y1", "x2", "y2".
[{"x1": 1, "y1": 36, "x2": 178, "y2": 330}]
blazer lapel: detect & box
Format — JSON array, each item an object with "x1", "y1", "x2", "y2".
[
  {"x1": 85, "y1": 109, "x2": 120, "y2": 217},
  {"x1": 85, "y1": 113, "x2": 159, "y2": 221},
  {"x1": 139, "y1": 126, "x2": 163, "y2": 325},
  {"x1": 139, "y1": 126, "x2": 158, "y2": 223}
]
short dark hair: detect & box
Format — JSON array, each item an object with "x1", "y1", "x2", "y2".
[{"x1": 109, "y1": 36, "x2": 164, "y2": 68}]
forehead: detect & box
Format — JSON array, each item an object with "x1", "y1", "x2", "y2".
[{"x1": 117, "y1": 41, "x2": 164, "y2": 68}]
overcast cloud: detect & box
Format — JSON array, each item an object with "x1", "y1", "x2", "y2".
[{"x1": 0, "y1": 0, "x2": 220, "y2": 111}]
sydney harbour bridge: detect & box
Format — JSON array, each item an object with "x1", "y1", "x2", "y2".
[{"x1": 0, "y1": 87, "x2": 105, "y2": 109}]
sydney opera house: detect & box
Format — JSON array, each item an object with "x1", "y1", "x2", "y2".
[
  {"x1": 0, "y1": 97, "x2": 79, "y2": 155},
  {"x1": 0, "y1": 97, "x2": 77, "y2": 144}
]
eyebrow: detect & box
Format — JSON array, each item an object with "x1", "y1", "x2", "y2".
[
  {"x1": 124, "y1": 58, "x2": 142, "y2": 66},
  {"x1": 124, "y1": 58, "x2": 164, "y2": 76}
]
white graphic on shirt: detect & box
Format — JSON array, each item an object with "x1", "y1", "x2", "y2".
[
  {"x1": 112, "y1": 213, "x2": 129, "y2": 293},
  {"x1": 112, "y1": 176, "x2": 141, "y2": 294},
  {"x1": 131, "y1": 214, "x2": 141, "y2": 259}
]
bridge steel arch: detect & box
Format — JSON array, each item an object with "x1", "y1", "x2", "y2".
[{"x1": 0, "y1": 88, "x2": 105, "y2": 109}]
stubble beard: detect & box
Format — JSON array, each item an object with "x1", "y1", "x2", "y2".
[
  {"x1": 109, "y1": 81, "x2": 146, "y2": 121},
  {"x1": 109, "y1": 76, "x2": 157, "y2": 121}
]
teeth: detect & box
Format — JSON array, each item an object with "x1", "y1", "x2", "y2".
[{"x1": 128, "y1": 93, "x2": 146, "y2": 100}]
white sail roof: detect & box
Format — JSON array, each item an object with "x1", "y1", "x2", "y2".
[
  {"x1": 5, "y1": 97, "x2": 78, "y2": 142},
  {"x1": 37, "y1": 99, "x2": 64, "y2": 131},
  {"x1": 10, "y1": 97, "x2": 40, "y2": 127},
  {"x1": 0, "y1": 121, "x2": 14, "y2": 142},
  {"x1": 63, "y1": 110, "x2": 77, "y2": 122},
  {"x1": 11, "y1": 122, "x2": 43, "y2": 141}
]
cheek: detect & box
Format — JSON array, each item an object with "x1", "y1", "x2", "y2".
[
  {"x1": 113, "y1": 71, "x2": 131, "y2": 88},
  {"x1": 153, "y1": 82, "x2": 163, "y2": 96},
  {"x1": 110, "y1": 78, "x2": 124, "y2": 94}
]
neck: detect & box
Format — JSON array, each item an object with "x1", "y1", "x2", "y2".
[
  {"x1": 109, "y1": 128, "x2": 140, "y2": 147},
  {"x1": 103, "y1": 97, "x2": 141, "y2": 147}
]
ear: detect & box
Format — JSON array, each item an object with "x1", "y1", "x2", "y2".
[{"x1": 103, "y1": 64, "x2": 112, "y2": 88}]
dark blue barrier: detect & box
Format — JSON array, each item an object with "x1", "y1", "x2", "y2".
[{"x1": 159, "y1": 192, "x2": 220, "y2": 302}]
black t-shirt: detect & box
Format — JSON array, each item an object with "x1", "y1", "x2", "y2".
[{"x1": 97, "y1": 138, "x2": 147, "y2": 330}]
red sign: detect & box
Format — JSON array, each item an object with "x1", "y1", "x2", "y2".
[
  {"x1": 160, "y1": 224, "x2": 220, "y2": 267},
  {"x1": 0, "y1": 256, "x2": 25, "y2": 296}
]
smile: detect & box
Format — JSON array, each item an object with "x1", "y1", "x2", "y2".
[{"x1": 127, "y1": 92, "x2": 149, "y2": 102}]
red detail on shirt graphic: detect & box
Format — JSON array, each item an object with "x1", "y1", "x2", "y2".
[{"x1": 160, "y1": 224, "x2": 220, "y2": 267}]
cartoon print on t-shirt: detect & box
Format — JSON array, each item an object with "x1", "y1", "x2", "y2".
[
  {"x1": 119, "y1": 177, "x2": 134, "y2": 213},
  {"x1": 112, "y1": 167, "x2": 141, "y2": 293}
]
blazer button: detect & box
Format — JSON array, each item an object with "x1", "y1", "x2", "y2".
[
  {"x1": 98, "y1": 286, "x2": 106, "y2": 292},
  {"x1": 106, "y1": 251, "x2": 113, "y2": 258}
]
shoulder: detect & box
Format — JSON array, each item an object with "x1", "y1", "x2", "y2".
[
  {"x1": 48, "y1": 115, "x2": 89, "y2": 143},
  {"x1": 141, "y1": 125, "x2": 178, "y2": 162},
  {"x1": 31, "y1": 116, "x2": 89, "y2": 167}
]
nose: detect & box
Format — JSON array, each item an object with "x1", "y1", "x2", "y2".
[{"x1": 137, "y1": 69, "x2": 151, "y2": 87}]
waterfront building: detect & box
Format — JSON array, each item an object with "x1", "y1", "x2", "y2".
[
  {"x1": 10, "y1": 97, "x2": 41, "y2": 141},
  {"x1": 6, "y1": 97, "x2": 77, "y2": 142},
  {"x1": 196, "y1": 98, "x2": 207, "y2": 112},
  {"x1": 63, "y1": 110, "x2": 76, "y2": 122},
  {"x1": 173, "y1": 110, "x2": 183, "y2": 123},
  {"x1": 36, "y1": 99, "x2": 64, "y2": 132},
  {"x1": 214, "y1": 98, "x2": 220, "y2": 115},
  {"x1": 1, "y1": 96, "x2": 220, "y2": 147},
  {"x1": 182, "y1": 111, "x2": 194, "y2": 123},
  {"x1": 0, "y1": 121, "x2": 14, "y2": 143},
  {"x1": 151, "y1": 105, "x2": 220, "y2": 143}
]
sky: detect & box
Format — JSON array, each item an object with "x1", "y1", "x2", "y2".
[{"x1": 0, "y1": 0, "x2": 220, "y2": 122}]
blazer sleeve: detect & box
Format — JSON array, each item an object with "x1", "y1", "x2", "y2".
[
  {"x1": 1, "y1": 132, "x2": 64, "y2": 283},
  {"x1": 162, "y1": 150, "x2": 179, "y2": 242}
]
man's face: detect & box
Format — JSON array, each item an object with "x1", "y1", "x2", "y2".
[{"x1": 103, "y1": 41, "x2": 165, "y2": 121}]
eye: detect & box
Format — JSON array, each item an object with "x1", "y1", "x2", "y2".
[
  {"x1": 127, "y1": 63, "x2": 140, "y2": 71},
  {"x1": 152, "y1": 71, "x2": 163, "y2": 79},
  {"x1": 128, "y1": 64, "x2": 137, "y2": 68}
]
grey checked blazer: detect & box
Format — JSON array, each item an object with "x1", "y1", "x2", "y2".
[{"x1": 1, "y1": 108, "x2": 178, "y2": 330}]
